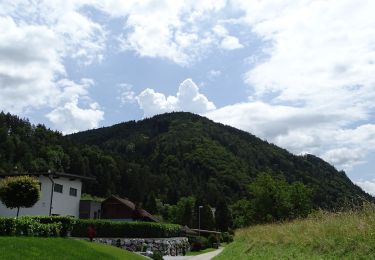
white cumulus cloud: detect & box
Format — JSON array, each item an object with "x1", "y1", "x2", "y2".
[
  {"x1": 0, "y1": 1, "x2": 106, "y2": 132},
  {"x1": 355, "y1": 180, "x2": 375, "y2": 196},
  {"x1": 46, "y1": 79, "x2": 104, "y2": 134},
  {"x1": 137, "y1": 79, "x2": 216, "y2": 117},
  {"x1": 204, "y1": 0, "x2": 375, "y2": 170},
  {"x1": 0, "y1": 16, "x2": 64, "y2": 114},
  {"x1": 213, "y1": 24, "x2": 243, "y2": 50}
]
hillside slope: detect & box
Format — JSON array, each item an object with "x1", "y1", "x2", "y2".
[
  {"x1": 68, "y1": 112, "x2": 371, "y2": 208},
  {"x1": 214, "y1": 205, "x2": 375, "y2": 259},
  {"x1": 0, "y1": 111, "x2": 371, "y2": 210}
]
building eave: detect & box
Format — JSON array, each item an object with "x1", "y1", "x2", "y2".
[{"x1": 0, "y1": 171, "x2": 96, "y2": 181}]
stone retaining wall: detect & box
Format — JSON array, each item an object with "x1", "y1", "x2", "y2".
[{"x1": 89, "y1": 237, "x2": 190, "y2": 256}]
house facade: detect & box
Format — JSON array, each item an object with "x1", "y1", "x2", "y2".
[{"x1": 0, "y1": 172, "x2": 94, "y2": 218}]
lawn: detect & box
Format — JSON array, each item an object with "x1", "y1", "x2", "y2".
[
  {"x1": 0, "y1": 237, "x2": 146, "y2": 260},
  {"x1": 215, "y1": 204, "x2": 375, "y2": 259}
]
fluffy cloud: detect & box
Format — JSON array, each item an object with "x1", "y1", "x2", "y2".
[
  {"x1": 240, "y1": 1, "x2": 375, "y2": 111},
  {"x1": 46, "y1": 79, "x2": 104, "y2": 134},
  {"x1": 205, "y1": 0, "x2": 375, "y2": 170},
  {"x1": 47, "y1": 101, "x2": 104, "y2": 134},
  {"x1": 213, "y1": 25, "x2": 243, "y2": 50},
  {"x1": 208, "y1": 70, "x2": 221, "y2": 80},
  {"x1": 0, "y1": 16, "x2": 63, "y2": 114},
  {"x1": 0, "y1": 1, "x2": 105, "y2": 132},
  {"x1": 1, "y1": 1, "x2": 106, "y2": 64},
  {"x1": 205, "y1": 100, "x2": 375, "y2": 170},
  {"x1": 355, "y1": 180, "x2": 375, "y2": 196},
  {"x1": 107, "y1": 0, "x2": 240, "y2": 65},
  {"x1": 137, "y1": 79, "x2": 215, "y2": 117},
  {"x1": 118, "y1": 83, "x2": 136, "y2": 105}
]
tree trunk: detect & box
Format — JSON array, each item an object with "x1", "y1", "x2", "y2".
[{"x1": 16, "y1": 207, "x2": 20, "y2": 218}]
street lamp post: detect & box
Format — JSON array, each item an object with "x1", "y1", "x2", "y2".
[{"x1": 198, "y1": 205, "x2": 203, "y2": 237}]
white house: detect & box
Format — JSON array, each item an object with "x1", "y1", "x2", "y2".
[{"x1": 0, "y1": 172, "x2": 94, "y2": 218}]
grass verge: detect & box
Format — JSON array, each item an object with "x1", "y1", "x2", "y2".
[
  {"x1": 0, "y1": 236, "x2": 146, "y2": 260},
  {"x1": 186, "y1": 247, "x2": 217, "y2": 256},
  {"x1": 214, "y1": 204, "x2": 375, "y2": 259}
]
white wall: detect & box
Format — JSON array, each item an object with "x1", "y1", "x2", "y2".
[
  {"x1": 51, "y1": 177, "x2": 82, "y2": 217},
  {"x1": 0, "y1": 175, "x2": 82, "y2": 218}
]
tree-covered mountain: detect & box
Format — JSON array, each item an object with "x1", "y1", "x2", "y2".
[
  {"x1": 0, "y1": 111, "x2": 372, "y2": 211},
  {"x1": 68, "y1": 112, "x2": 372, "y2": 208}
]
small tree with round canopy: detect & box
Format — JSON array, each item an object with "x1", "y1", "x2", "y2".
[{"x1": 0, "y1": 175, "x2": 40, "y2": 217}]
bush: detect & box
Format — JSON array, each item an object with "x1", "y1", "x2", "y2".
[
  {"x1": 71, "y1": 219, "x2": 182, "y2": 238},
  {"x1": 190, "y1": 236, "x2": 209, "y2": 251},
  {"x1": 0, "y1": 218, "x2": 16, "y2": 236},
  {"x1": 151, "y1": 251, "x2": 164, "y2": 260},
  {"x1": 32, "y1": 216, "x2": 75, "y2": 237},
  {"x1": 208, "y1": 234, "x2": 219, "y2": 246},
  {"x1": 0, "y1": 217, "x2": 61, "y2": 237},
  {"x1": 220, "y1": 232, "x2": 234, "y2": 243}
]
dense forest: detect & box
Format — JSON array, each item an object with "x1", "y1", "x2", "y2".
[{"x1": 0, "y1": 111, "x2": 372, "y2": 224}]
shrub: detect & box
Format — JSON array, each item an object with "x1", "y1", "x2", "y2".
[
  {"x1": 71, "y1": 219, "x2": 182, "y2": 238},
  {"x1": 190, "y1": 236, "x2": 209, "y2": 251},
  {"x1": 220, "y1": 232, "x2": 234, "y2": 243},
  {"x1": 151, "y1": 251, "x2": 164, "y2": 260},
  {"x1": 32, "y1": 216, "x2": 75, "y2": 237},
  {"x1": 208, "y1": 234, "x2": 219, "y2": 246},
  {"x1": 0, "y1": 217, "x2": 61, "y2": 237},
  {"x1": 0, "y1": 218, "x2": 16, "y2": 236}
]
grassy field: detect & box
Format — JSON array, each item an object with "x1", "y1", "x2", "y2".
[
  {"x1": 215, "y1": 205, "x2": 375, "y2": 259},
  {"x1": 0, "y1": 237, "x2": 146, "y2": 260}
]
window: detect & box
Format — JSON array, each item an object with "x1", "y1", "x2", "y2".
[
  {"x1": 54, "y1": 183, "x2": 63, "y2": 193},
  {"x1": 69, "y1": 187, "x2": 77, "y2": 197}
]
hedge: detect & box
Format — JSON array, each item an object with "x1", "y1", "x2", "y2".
[
  {"x1": 0, "y1": 217, "x2": 62, "y2": 237},
  {"x1": 71, "y1": 219, "x2": 182, "y2": 238},
  {"x1": 31, "y1": 216, "x2": 75, "y2": 237},
  {"x1": 0, "y1": 217, "x2": 182, "y2": 238}
]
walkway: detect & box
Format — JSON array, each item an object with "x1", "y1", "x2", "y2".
[{"x1": 164, "y1": 247, "x2": 224, "y2": 260}]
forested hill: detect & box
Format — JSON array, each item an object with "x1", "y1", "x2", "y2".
[
  {"x1": 68, "y1": 112, "x2": 372, "y2": 208},
  {"x1": 0, "y1": 111, "x2": 372, "y2": 210}
]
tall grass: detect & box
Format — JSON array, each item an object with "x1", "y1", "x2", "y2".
[{"x1": 215, "y1": 203, "x2": 375, "y2": 259}]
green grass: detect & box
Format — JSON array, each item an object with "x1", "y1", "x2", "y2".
[
  {"x1": 215, "y1": 204, "x2": 375, "y2": 259},
  {"x1": 0, "y1": 237, "x2": 146, "y2": 260},
  {"x1": 186, "y1": 247, "x2": 217, "y2": 256}
]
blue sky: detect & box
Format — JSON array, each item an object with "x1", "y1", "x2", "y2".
[{"x1": 1, "y1": 1, "x2": 375, "y2": 194}]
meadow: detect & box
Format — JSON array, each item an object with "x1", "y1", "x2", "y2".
[{"x1": 215, "y1": 204, "x2": 375, "y2": 259}]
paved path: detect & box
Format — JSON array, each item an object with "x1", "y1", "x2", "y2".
[{"x1": 164, "y1": 247, "x2": 224, "y2": 260}]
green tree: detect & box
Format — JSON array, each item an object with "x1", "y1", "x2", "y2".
[
  {"x1": 231, "y1": 199, "x2": 254, "y2": 228},
  {"x1": 175, "y1": 196, "x2": 195, "y2": 227},
  {"x1": 248, "y1": 172, "x2": 313, "y2": 223},
  {"x1": 0, "y1": 175, "x2": 40, "y2": 217},
  {"x1": 215, "y1": 198, "x2": 233, "y2": 231},
  {"x1": 289, "y1": 181, "x2": 313, "y2": 218},
  {"x1": 144, "y1": 192, "x2": 158, "y2": 214},
  {"x1": 194, "y1": 197, "x2": 215, "y2": 230}
]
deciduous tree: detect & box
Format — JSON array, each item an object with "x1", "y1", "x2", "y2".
[{"x1": 0, "y1": 175, "x2": 40, "y2": 217}]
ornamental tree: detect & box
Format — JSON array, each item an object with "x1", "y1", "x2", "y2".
[{"x1": 0, "y1": 175, "x2": 40, "y2": 217}]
